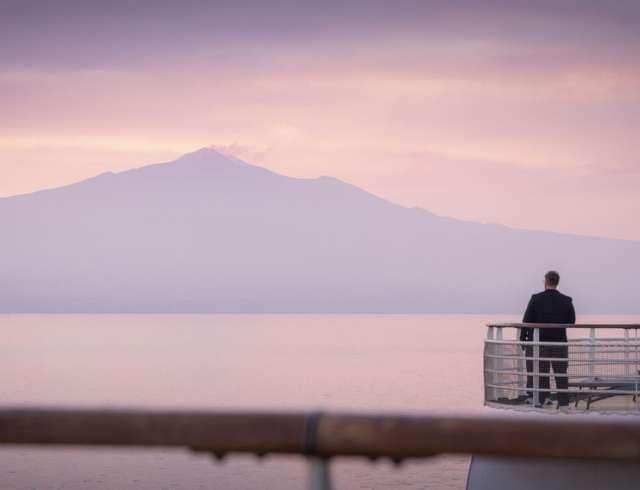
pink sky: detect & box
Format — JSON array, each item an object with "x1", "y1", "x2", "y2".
[{"x1": 1, "y1": 1, "x2": 639, "y2": 240}]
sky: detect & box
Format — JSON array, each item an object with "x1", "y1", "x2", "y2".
[{"x1": 2, "y1": 0, "x2": 639, "y2": 240}]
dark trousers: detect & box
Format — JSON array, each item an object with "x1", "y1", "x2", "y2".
[{"x1": 524, "y1": 344, "x2": 569, "y2": 405}]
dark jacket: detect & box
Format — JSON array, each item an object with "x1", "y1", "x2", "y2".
[{"x1": 520, "y1": 289, "x2": 575, "y2": 342}]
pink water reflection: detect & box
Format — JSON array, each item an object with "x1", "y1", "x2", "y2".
[{"x1": 1, "y1": 314, "x2": 633, "y2": 489}]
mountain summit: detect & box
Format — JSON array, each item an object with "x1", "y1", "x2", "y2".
[{"x1": 1, "y1": 149, "x2": 638, "y2": 313}]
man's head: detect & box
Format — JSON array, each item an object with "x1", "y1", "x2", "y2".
[{"x1": 544, "y1": 270, "x2": 560, "y2": 289}]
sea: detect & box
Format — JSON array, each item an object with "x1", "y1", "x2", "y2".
[{"x1": 1, "y1": 314, "x2": 634, "y2": 490}]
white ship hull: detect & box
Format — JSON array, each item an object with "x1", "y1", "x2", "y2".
[{"x1": 467, "y1": 406, "x2": 640, "y2": 490}]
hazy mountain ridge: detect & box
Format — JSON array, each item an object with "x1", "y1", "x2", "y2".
[{"x1": 1, "y1": 148, "x2": 638, "y2": 313}]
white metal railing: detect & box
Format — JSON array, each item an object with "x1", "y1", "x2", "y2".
[{"x1": 485, "y1": 323, "x2": 640, "y2": 411}]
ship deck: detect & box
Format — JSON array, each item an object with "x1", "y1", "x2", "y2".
[{"x1": 485, "y1": 323, "x2": 640, "y2": 414}]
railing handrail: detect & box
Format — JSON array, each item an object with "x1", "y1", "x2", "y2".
[
  {"x1": 488, "y1": 323, "x2": 640, "y2": 329},
  {"x1": 1, "y1": 407, "x2": 640, "y2": 461}
]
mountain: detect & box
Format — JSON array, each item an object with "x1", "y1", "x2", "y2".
[{"x1": 1, "y1": 147, "x2": 638, "y2": 313}]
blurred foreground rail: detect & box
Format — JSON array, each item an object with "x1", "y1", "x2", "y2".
[{"x1": 1, "y1": 407, "x2": 639, "y2": 489}]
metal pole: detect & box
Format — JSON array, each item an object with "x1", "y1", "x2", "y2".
[
  {"x1": 633, "y1": 328, "x2": 640, "y2": 376},
  {"x1": 486, "y1": 326, "x2": 496, "y2": 401},
  {"x1": 496, "y1": 327, "x2": 504, "y2": 400},
  {"x1": 517, "y1": 328, "x2": 526, "y2": 397},
  {"x1": 625, "y1": 328, "x2": 640, "y2": 411},
  {"x1": 308, "y1": 457, "x2": 332, "y2": 490},
  {"x1": 533, "y1": 328, "x2": 540, "y2": 406},
  {"x1": 625, "y1": 329, "x2": 630, "y2": 377},
  {"x1": 5, "y1": 407, "x2": 640, "y2": 461},
  {"x1": 589, "y1": 328, "x2": 596, "y2": 377}
]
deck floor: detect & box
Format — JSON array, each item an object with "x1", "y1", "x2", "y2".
[{"x1": 491, "y1": 393, "x2": 640, "y2": 413}]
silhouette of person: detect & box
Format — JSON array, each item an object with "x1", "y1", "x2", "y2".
[{"x1": 520, "y1": 271, "x2": 575, "y2": 407}]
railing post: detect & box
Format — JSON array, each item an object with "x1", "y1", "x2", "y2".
[
  {"x1": 486, "y1": 326, "x2": 496, "y2": 401},
  {"x1": 625, "y1": 329, "x2": 630, "y2": 378},
  {"x1": 533, "y1": 328, "x2": 540, "y2": 407},
  {"x1": 633, "y1": 328, "x2": 640, "y2": 376},
  {"x1": 517, "y1": 328, "x2": 526, "y2": 397},
  {"x1": 308, "y1": 457, "x2": 332, "y2": 490},
  {"x1": 589, "y1": 328, "x2": 596, "y2": 377},
  {"x1": 495, "y1": 327, "x2": 504, "y2": 399},
  {"x1": 627, "y1": 328, "x2": 640, "y2": 411}
]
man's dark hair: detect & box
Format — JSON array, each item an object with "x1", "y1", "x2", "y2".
[{"x1": 545, "y1": 270, "x2": 560, "y2": 286}]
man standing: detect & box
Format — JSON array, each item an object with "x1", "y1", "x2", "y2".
[{"x1": 520, "y1": 271, "x2": 575, "y2": 408}]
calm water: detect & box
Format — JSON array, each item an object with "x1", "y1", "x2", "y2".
[{"x1": 1, "y1": 314, "x2": 633, "y2": 489}]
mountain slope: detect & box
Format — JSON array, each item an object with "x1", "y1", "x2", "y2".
[{"x1": 1, "y1": 147, "x2": 638, "y2": 313}]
